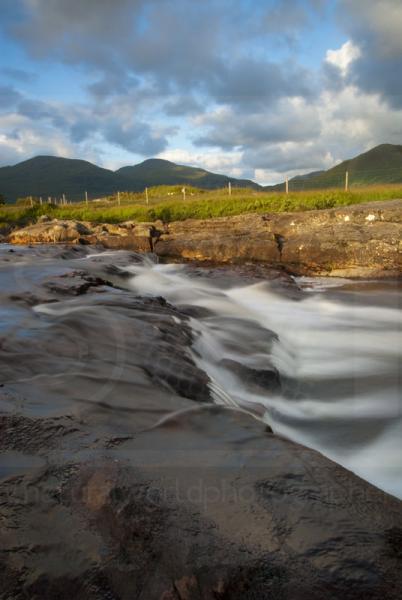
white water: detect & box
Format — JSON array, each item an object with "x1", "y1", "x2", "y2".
[{"x1": 124, "y1": 259, "x2": 402, "y2": 499}]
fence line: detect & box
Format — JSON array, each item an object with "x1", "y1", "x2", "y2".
[
  {"x1": 9, "y1": 164, "x2": 402, "y2": 207},
  {"x1": 283, "y1": 165, "x2": 402, "y2": 193}
]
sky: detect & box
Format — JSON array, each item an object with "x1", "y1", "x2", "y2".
[{"x1": 0, "y1": 0, "x2": 402, "y2": 184}]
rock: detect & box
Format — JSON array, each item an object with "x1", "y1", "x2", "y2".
[
  {"x1": 120, "y1": 220, "x2": 136, "y2": 229},
  {"x1": 155, "y1": 214, "x2": 281, "y2": 263},
  {"x1": 0, "y1": 243, "x2": 401, "y2": 598},
  {"x1": 1, "y1": 408, "x2": 402, "y2": 599},
  {"x1": 0, "y1": 223, "x2": 11, "y2": 237},
  {"x1": 98, "y1": 223, "x2": 161, "y2": 252},
  {"x1": 8, "y1": 219, "x2": 93, "y2": 244},
  {"x1": 153, "y1": 199, "x2": 402, "y2": 278},
  {"x1": 5, "y1": 199, "x2": 402, "y2": 277}
]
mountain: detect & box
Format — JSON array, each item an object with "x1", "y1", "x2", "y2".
[
  {"x1": 0, "y1": 156, "x2": 260, "y2": 203},
  {"x1": 290, "y1": 170, "x2": 326, "y2": 182},
  {"x1": 0, "y1": 156, "x2": 123, "y2": 203},
  {"x1": 2, "y1": 144, "x2": 401, "y2": 202},
  {"x1": 267, "y1": 144, "x2": 402, "y2": 191},
  {"x1": 117, "y1": 158, "x2": 260, "y2": 191}
]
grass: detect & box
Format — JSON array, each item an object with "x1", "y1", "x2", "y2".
[{"x1": 1, "y1": 184, "x2": 402, "y2": 228}]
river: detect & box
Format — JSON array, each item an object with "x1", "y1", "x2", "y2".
[{"x1": 1, "y1": 244, "x2": 401, "y2": 498}]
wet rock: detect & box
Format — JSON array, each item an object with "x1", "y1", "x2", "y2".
[
  {"x1": 220, "y1": 358, "x2": 282, "y2": 393},
  {"x1": 43, "y1": 272, "x2": 109, "y2": 296},
  {"x1": 1, "y1": 410, "x2": 402, "y2": 599},
  {"x1": 0, "y1": 245, "x2": 401, "y2": 598},
  {"x1": 0, "y1": 412, "x2": 83, "y2": 453}
]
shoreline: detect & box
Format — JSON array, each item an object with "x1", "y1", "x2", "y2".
[{"x1": 4, "y1": 198, "x2": 402, "y2": 279}]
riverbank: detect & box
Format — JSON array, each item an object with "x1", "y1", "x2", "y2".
[{"x1": 5, "y1": 198, "x2": 402, "y2": 278}]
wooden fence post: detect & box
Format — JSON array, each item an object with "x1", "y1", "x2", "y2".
[
  {"x1": 85, "y1": 191, "x2": 88, "y2": 206},
  {"x1": 285, "y1": 177, "x2": 289, "y2": 195},
  {"x1": 345, "y1": 171, "x2": 349, "y2": 192},
  {"x1": 182, "y1": 187, "x2": 186, "y2": 201},
  {"x1": 145, "y1": 187, "x2": 149, "y2": 205},
  {"x1": 228, "y1": 181, "x2": 232, "y2": 196},
  {"x1": 117, "y1": 191, "x2": 121, "y2": 207}
]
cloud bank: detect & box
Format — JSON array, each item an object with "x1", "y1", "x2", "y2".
[{"x1": 0, "y1": 0, "x2": 401, "y2": 183}]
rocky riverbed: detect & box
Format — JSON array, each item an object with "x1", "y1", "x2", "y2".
[
  {"x1": 6, "y1": 198, "x2": 402, "y2": 278},
  {"x1": 0, "y1": 244, "x2": 401, "y2": 599}
]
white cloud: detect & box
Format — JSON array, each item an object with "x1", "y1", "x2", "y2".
[
  {"x1": 192, "y1": 83, "x2": 402, "y2": 183},
  {"x1": 0, "y1": 113, "x2": 75, "y2": 165},
  {"x1": 157, "y1": 148, "x2": 246, "y2": 177},
  {"x1": 325, "y1": 40, "x2": 361, "y2": 76},
  {"x1": 1, "y1": 1, "x2": 402, "y2": 183}
]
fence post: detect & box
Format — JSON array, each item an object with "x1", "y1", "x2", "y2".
[
  {"x1": 182, "y1": 187, "x2": 186, "y2": 201},
  {"x1": 285, "y1": 177, "x2": 289, "y2": 195},
  {"x1": 85, "y1": 191, "x2": 88, "y2": 206},
  {"x1": 345, "y1": 171, "x2": 349, "y2": 192},
  {"x1": 228, "y1": 181, "x2": 232, "y2": 196},
  {"x1": 117, "y1": 191, "x2": 121, "y2": 207},
  {"x1": 145, "y1": 187, "x2": 149, "y2": 205}
]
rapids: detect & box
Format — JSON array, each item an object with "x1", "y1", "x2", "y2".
[
  {"x1": 123, "y1": 257, "x2": 402, "y2": 498},
  {"x1": 1, "y1": 245, "x2": 401, "y2": 498}
]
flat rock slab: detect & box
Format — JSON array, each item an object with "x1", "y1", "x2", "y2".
[
  {"x1": 6, "y1": 199, "x2": 402, "y2": 277},
  {"x1": 1, "y1": 407, "x2": 402, "y2": 599},
  {"x1": 154, "y1": 199, "x2": 402, "y2": 277}
]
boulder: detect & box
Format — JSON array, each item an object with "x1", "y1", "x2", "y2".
[{"x1": 8, "y1": 219, "x2": 93, "y2": 244}]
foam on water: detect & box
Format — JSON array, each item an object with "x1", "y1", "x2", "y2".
[{"x1": 124, "y1": 260, "x2": 402, "y2": 498}]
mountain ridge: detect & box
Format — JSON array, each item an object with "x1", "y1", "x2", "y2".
[
  {"x1": 1, "y1": 143, "x2": 402, "y2": 202},
  {"x1": 0, "y1": 155, "x2": 260, "y2": 202}
]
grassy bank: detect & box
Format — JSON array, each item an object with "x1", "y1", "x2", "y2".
[{"x1": 2, "y1": 184, "x2": 402, "y2": 228}]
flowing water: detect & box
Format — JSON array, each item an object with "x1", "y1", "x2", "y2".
[
  {"x1": 1, "y1": 246, "x2": 401, "y2": 499},
  {"x1": 123, "y1": 257, "x2": 402, "y2": 498}
]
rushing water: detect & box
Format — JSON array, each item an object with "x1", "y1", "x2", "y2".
[
  {"x1": 122, "y1": 258, "x2": 402, "y2": 499},
  {"x1": 1, "y1": 246, "x2": 401, "y2": 499}
]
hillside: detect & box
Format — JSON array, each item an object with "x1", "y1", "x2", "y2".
[
  {"x1": 2, "y1": 144, "x2": 402, "y2": 202},
  {"x1": 0, "y1": 156, "x2": 123, "y2": 203},
  {"x1": 268, "y1": 144, "x2": 402, "y2": 191},
  {"x1": 0, "y1": 156, "x2": 260, "y2": 203},
  {"x1": 117, "y1": 158, "x2": 260, "y2": 191}
]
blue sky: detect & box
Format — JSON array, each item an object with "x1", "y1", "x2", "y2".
[{"x1": 0, "y1": 0, "x2": 402, "y2": 184}]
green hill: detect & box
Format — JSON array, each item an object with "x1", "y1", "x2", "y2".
[
  {"x1": 117, "y1": 158, "x2": 260, "y2": 191},
  {"x1": 2, "y1": 144, "x2": 402, "y2": 202},
  {"x1": 0, "y1": 156, "x2": 260, "y2": 203},
  {"x1": 0, "y1": 156, "x2": 123, "y2": 203},
  {"x1": 268, "y1": 144, "x2": 402, "y2": 191}
]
